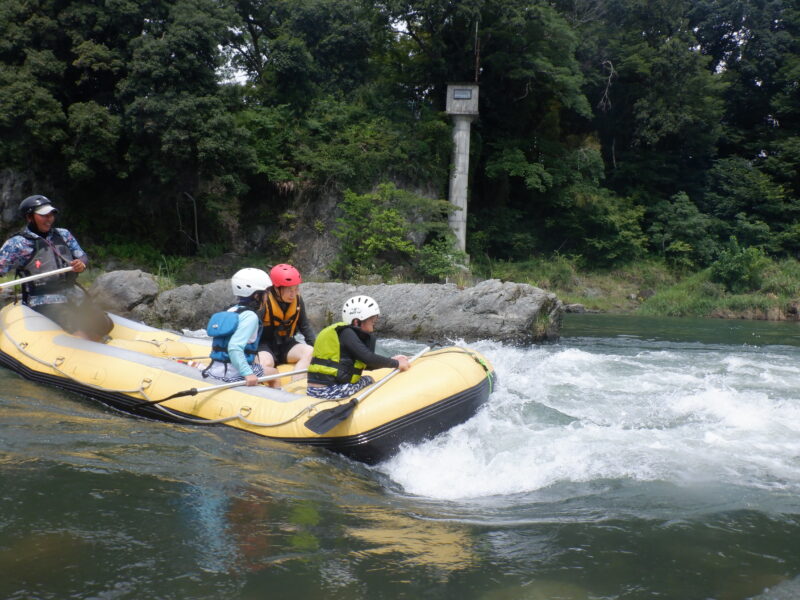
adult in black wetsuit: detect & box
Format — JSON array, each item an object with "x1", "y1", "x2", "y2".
[{"x1": 306, "y1": 295, "x2": 410, "y2": 399}]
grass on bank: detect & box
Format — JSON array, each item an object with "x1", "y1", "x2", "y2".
[
  {"x1": 636, "y1": 257, "x2": 800, "y2": 318},
  {"x1": 476, "y1": 254, "x2": 800, "y2": 319},
  {"x1": 476, "y1": 255, "x2": 679, "y2": 312},
  {"x1": 8, "y1": 235, "x2": 799, "y2": 320}
]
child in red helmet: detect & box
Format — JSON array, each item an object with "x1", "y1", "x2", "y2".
[{"x1": 257, "y1": 264, "x2": 316, "y2": 384}]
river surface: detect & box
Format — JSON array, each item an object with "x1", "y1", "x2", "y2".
[{"x1": 4, "y1": 314, "x2": 800, "y2": 599}]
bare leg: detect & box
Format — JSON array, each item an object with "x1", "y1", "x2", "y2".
[
  {"x1": 286, "y1": 343, "x2": 313, "y2": 381},
  {"x1": 257, "y1": 350, "x2": 281, "y2": 388}
]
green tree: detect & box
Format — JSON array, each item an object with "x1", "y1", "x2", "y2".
[
  {"x1": 4, "y1": 0, "x2": 800, "y2": 273},
  {"x1": 0, "y1": 0, "x2": 255, "y2": 251},
  {"x1": 114, "y1": 1, "x2": 254, "y2": 247},
  {"x1": 228, "y1": 0, "x2": 383, "y2": 108},
  {"x1": 555, "y1": 186, "x2": 647, "y2": 268},
  {"x1": 697, "y1": 0, "x2": 793, "y2": 159},
  {"x1": 648, "y1": 192, "x2": 718, "y2": 268},
  {"x1": 0, "y1": 1, "x2": 68, "y2": 175},
  {"x1": 709, "y1": 236, "x2": 770, "y2": 293},
  {"x1": 756, "y1": 4, "x2": 800, "y2": 209},
  {"x1": 700, "y1": 157, "x2": 795, "y2": 252},
  {"x1": 332, "y1": 182, "x2": 455, "y2": 280},
  {"x1": 385, "y1": 0, "x2": 600, "y2": 261},
  {"x1": 582, "y1": 0, "x2": 726, "y2": 203}
]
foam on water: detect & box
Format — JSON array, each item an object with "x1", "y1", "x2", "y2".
[{"x1": 380, "y1": 338, "x2": 800, "y2": 500}]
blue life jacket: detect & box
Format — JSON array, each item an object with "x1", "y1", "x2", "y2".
[{"x1": 206, "y1": 305, "x2": 260, "y2": 365}]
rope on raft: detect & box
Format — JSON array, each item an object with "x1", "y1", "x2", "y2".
[
  {"x1": 1, "y1": 317, "x2": 322, "y2": 427},
  {"x1": 2, "y1": 321, "x2": 493, "y2": 427}
]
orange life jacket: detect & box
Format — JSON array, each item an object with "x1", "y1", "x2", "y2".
[{"x1": 262, "y1": 288, "x2": 299, "y2": 341}]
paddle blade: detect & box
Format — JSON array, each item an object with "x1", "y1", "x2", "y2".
[{"x1": 304, "y1": 398, "x2": 357, "y2": 435}]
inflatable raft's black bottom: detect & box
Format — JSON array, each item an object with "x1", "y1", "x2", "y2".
[
  {"x1": 287, "y1": 373, "x2": 495, "y2": 464},
  {"x1": 0, "y1": 350, "x2": 495, "y2": 464}
]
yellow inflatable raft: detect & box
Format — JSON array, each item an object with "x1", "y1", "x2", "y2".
[{"x1": 0, "y1": 303, "x2": 495, "y2": 463}]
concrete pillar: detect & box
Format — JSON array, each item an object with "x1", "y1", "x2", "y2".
[{"x1": 448, "y1": 114, "x2": 474, "y2": 254}]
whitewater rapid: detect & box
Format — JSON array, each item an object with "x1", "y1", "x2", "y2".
[{"x1": 379, "y1": 336, "x2": 800, "y2": 501}]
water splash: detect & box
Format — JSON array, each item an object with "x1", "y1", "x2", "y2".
[{"x1": 380, "y1": 337, "x2": 800, "y2": 501}]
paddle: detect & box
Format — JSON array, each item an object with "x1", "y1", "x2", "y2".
[
  {"x1": 0, "y1": 266, "x2": 74, "y2": 290},
  {"x1": 304, "y1": 346, "x2": 430, "y2": 435},
  {"x1": 133, "y1": 368, "x2": 308, "y2": 408}
]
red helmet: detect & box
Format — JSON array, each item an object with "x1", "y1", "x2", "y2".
[{"x1": 270, "y1": 263, "x2": 302, "y2": 286}]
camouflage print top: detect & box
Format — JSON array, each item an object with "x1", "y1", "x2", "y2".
[{"x1": 0, "y1": 227, "x2": 87, "y2": 306}]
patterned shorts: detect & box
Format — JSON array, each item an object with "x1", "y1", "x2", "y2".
[
  {"x1": 306, "y1": 376, "x2": 375, "y2": 399},
  {"x1": 206, "y1": 363, "x2": 265, "y2": 384}
]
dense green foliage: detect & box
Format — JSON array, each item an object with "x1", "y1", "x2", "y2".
[
  {"x1": 2, "y1": 0, "x2": 800, "y2": 278},
  {"x1": 637, "y1": 255, "x2": 800, "y2": 318},
  {"x1": 482, "y1": 253, "x2": 800, "y2": 319},
  {"x1": 332, "y1": 183, "x2": 461, "y2": 280},
  {"x1": 709, "y1": 236, "x2": 770, "y2": 294}
]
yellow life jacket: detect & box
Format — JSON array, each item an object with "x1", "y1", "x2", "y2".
[
  {"x1": 262, "y1": 288, "x2": 299, "y2": 341},
  {"x1": 308, "y1": 322, "x2": 366, "y2": 385}
]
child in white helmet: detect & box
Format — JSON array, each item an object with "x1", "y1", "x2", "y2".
[
  {"x1": 203, "y1": 268, "x2": 274, "y2": 386},
  {"x1": 306, "y1": 295, "x2": 410, "y2": 399}
]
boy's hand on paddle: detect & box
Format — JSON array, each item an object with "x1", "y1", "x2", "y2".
[
  {"x1": 70, "y1": 259, "x2": 86, "y2": 273},
  {"x1": 393, "y1": 355, "x2": 411, "y2": 371},
  {"x1": 244, "y1": 374, "x2": 258, "y2": 386}
]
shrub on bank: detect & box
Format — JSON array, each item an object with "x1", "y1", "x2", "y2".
[
  {"x1": 636, "y1": 272, "x2": 723, "y2": 317},
  {"x1": 709, "y1": 237, "x2": 770, "y2": 294},
  {"x1": 475, "y1": 256, "x2": 678, "y2": 311},
  {"x1": 331, "y1": 183, "x2": 464, "y2": 282},
  {"x1": 476, "y1": 254, "x2": 580, "y2": 291},
  {"x1": 478, "y1": 251, "x2": 800, "y2": 319},
  {"x1": 639, "y1": 255, "x2": 800, "y2": 318}
]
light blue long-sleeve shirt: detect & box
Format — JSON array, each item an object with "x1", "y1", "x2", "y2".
[{"x1": 227, "y1": 310, "x2": 260, "y2": 378}]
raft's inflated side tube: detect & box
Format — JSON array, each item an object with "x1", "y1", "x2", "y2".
[{"x1": 0, "y1": 303, "x2": 495, "y2": 463}]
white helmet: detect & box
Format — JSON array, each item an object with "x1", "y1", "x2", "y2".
[
  {"x1": 231, "y1": 268, "x2": 271, "y2": 297},
  {"x1": 342, "y1": 295, "x2": 380, "y2": 323}
]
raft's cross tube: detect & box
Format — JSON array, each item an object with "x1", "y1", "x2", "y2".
[{"x1": 133, "y1": 368, "x2": 308, "y2": 408}]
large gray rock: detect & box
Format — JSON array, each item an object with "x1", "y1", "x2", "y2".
[
  {"x1": 132, "y1": 279, "x2": 234, "y2": 329},
  {"x1": 301, "y1": 279, "x2": 562, "y2": 344},
  {"x1": 89, "y1": 270, "x2": 159, "y2": 314},
  {"x1": 99, "y1": 272, "x2": 562, "y2": 343}
]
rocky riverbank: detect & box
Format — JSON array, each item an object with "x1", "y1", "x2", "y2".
[{"x1": 89, "y1": 270, "x2": 564, "y2": 344}]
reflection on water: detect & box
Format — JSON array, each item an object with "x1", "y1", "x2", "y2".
[
  {"x1": 3, "y1": 315, "x2": 800, "y2": 599},
  {"x1": 346, "y1": 506, "x2": 475, "y2": 573}
]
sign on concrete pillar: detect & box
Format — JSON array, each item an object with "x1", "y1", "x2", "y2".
[{"x1": 446, "y1": 84, "x2": 479, "y2": 254}]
